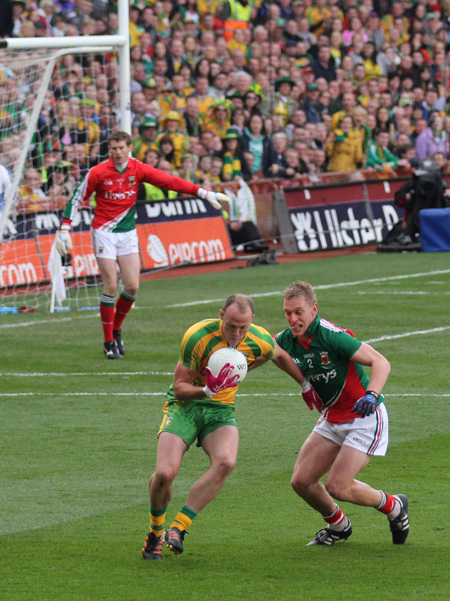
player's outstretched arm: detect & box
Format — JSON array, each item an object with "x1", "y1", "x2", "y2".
[
  {"x1": 271, "y1": 342, "x2": 322, "y2": 411},
  {"x1": 197, "y1": 188, "x2": 232, "y2": 210},
  {"x1": 247, "y1": 355, "x2": 270, "y2": 371},
  {"x1": 270, "y1": 342, "x2": 306, "y2": 385}
]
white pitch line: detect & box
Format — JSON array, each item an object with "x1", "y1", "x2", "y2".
[
  {"x1": 366, "y1": 325, "x2": 450, "y2": 344},
  {"x1": 169, "y1": 269, "x2": 450, "y2": 307},
  {"x1": 2, "y1": 324, "x2": 449, "y2": 379},
  {"x1": 0, "y1": 313, "x2": 98, "y2": 330},
  {"x1": 0, "y1": 317, "x2": 73, "y2": 329},
  {"x1": 2, "y1": 270, "x2": 449, "y2": 324},
  {"x1": 0, "y1": 371, "x2": 173, "y2": 377},
  {"x1": 1, "y1": 392, "x2": 448, "y2": 398},
  {"x1": 358, "y1": 291, "x2": 450, "y2": 295}
]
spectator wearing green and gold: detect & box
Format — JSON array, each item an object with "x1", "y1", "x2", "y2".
[
  {"x1": 178, "y1": 154, "x2": 200, "y2": 184},
  {"x1": 366, "y1": 129, "x2": 410, "y2": 173},
  {"x1": 141, "y1": 77, "x2": 162, "y2": 120},
  {"x1": 259, "y1": 77, "x2": 298, "y2": 127},
  {"x1": 221, "y1": 128, "x2": 251, "y2": 182},
  {"x1": 325, "y1": 115, "x2": 363, "y2": 173},
  {"x1": 132, "y1": 117, "x2": 159, "y2": 162},
  {"x1": 204, "y1": 99, "x2": 233, "y2": 139},
  {"x1": 70, "y1": 98, "x2": 100, "y2": 163},
  {"x1": 156, "y1": 111, "x2": 188, "y2": 169}
]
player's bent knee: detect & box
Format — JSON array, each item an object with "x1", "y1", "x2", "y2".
[
  {"x1": 324, "y1": 480, "x2": 348, "y2": 501},
  {"x1": 214, "y1": 457, "x2": 236, "y2": 477},
  {"x1": 154, "y1": 466, "x2": 178, "y2": 487},
  {"x1": 291, "y1": 474, "x2": 310, "y2": 495}
]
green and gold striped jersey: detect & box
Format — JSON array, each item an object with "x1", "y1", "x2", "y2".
[{"x1": 170, "y1": 318, "x2": 275, "y2": 405}]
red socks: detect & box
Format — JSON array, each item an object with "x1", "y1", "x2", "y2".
[
  {"x1": 113, "y1": 293, "x2": 135, "y2": 331},
  {"x1": 377, "y1": 491, "x2": 397, "y2": 515},
  {"x1": 324, "y1": 505, "x2": 348, "y2": 531}
]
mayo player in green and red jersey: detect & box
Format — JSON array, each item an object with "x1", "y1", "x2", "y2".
[
  {"x1": 275, "y1": 281, "x2": 409, "y2": 546},
  {"x1": 55, "y1": 130, "x2": 231, "y2": 359},
  {"x1": 142, "y1": 293, "x2": 320, "y2": 560}
]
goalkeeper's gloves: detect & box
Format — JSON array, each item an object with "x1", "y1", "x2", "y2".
[
  {"x1": 55, "y1": 229, "x2": 73, "y2": 256},
  {"x1": 351, "y1": 390, "x2": 379, "y2": 418},
  {"x1": 197, "y1": 188, "x2": 232, "y2": 210},
  {"x1": 203, "y1": 364, "x2": 240, "y2": 398},
  {"x1": 300, "y1": 380, "x2": 323, "y2": 412}
]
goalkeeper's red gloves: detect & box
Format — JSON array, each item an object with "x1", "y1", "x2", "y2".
[
  {"x1": 301, "y1": 380, "x2": 323, "y2": 412},
  {"x1": 203, "y1": 364, "x2": 240, "y2": 398},
  {"x1": 351, "y1": 391, "x2": 379, "y2": 418},
  {"x1": 55, "y1": 229, "x2": 72, "y2": 256},
  {"x1": 197, "y1": 188, "x2": 232, "y2": 210}
]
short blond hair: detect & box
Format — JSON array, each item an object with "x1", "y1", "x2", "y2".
[{"x1": 283, "y1": 281, "x2": 317, "y2": 305}]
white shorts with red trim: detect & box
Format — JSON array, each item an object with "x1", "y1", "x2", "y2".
[
  {"x1": 312, "y1": 403, "x2": 389, "y2": 456},
  {"x1": 91, "y1": 229, "x2": 139, "y2": 260}
]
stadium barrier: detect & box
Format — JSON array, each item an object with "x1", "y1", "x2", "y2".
[
  {"x1": 0, "y1": 197, "x2": 232, "y2": 292},
  {"x1": 4, "y1": 167, "x2": 441, "y2": 294},
  {"x1": 213, "y1": 169, "x2": 415, "y2": 251}
]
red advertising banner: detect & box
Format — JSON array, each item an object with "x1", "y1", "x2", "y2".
[
  {"x1": 137, "y1": 217, "x2": 232, "y2": 270},
  {"x1": 0, "y1": 239, "x2": 45, "y2": 288},
  {"x1": 0, "y1": 200, "x2": 233, "y2": 289}
]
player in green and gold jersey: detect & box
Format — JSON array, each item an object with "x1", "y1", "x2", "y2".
[{"x1": 142, "y1": 293, "x2": 319, "y2": 559}]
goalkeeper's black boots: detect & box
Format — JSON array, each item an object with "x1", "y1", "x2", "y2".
[
  {"x1": 307, "y1": 519, "x2": 352, "y2": 546},
  {"x1": 389, "y1": 495, "x2": 409, "y2": 544},
  {"x1": 162, "y1": 527, "x2": 186, "y2": 555},
  {"x1": 142, "y1": 531, "x2": 163, "y2": 560},
  {"x1": 113, "y1": 329, "x2": 126, "y2": 355},
  {"x1": 104, "y1": 340, "x2": 122, "y2": 359}
]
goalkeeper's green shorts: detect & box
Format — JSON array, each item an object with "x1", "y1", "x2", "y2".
[{"x1": 158, "y1": 398, "x2": 237, "y2": 448}]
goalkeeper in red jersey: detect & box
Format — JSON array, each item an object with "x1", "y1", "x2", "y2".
[
  {"x1": 56, "y1": 130, "x2": 231, "y2": 359},
  {"x1": 274, "y1": 281, "x2": 409, "y2": 546}
]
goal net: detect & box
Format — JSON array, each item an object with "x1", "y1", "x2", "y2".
[
  {"x1": 0, "y1": 42, "x2": 233, "y2": 315},
  {"x1": 0, "y1": 44, "x2": 122, "y2": 313}
]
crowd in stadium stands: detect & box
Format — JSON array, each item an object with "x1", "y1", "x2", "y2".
[{"x1": 1, "y1": 0, "x2": 450, "y2": 213}]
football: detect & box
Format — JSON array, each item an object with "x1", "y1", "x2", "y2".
[{"x1": 207, "y1": 347, "x2": 248, "y2": 384}]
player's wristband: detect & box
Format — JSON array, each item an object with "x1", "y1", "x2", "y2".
[
  {"x1": 202, "y1": 385, "x2": 214, "y2": 398},
  {"x1": 365, "y1": 390, "x2": 379, "y2": 399},
  {"x1": 301, "y1": 380, "x2": 311, "y2": 392}
]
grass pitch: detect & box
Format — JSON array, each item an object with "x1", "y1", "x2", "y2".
[{"x1": 1, "y1": 252, "x2": 449, "y2": 601}]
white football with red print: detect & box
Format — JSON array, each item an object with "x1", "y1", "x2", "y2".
[{"x1": 207, "y1": 347, "x2": 248, "y2": 384}]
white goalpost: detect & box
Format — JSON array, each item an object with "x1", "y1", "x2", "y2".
[{"x1": 0, "y1": 0, "x2": 130, "y2": 312}]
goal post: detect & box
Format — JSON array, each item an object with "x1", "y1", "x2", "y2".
[
  {"x1": 0, "y1": 1, "x2": 130, "y2": 311},
  {"x1": 0, "y1": 1, "x2": 131, "y2": 244},
  {"x1": 0, "y1": 43, "x2": 125, "y2": 246},
  {"x1": 0, "y1": 0, "x2": 234, "y2": 314}
]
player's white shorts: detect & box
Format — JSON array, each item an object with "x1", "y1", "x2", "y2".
[
  {"x1": 313, "y1": 403, "x2": 389, "y2": 456},
  {"x1": 91, "y1": 229, "x2": 139, "y2": 260}
]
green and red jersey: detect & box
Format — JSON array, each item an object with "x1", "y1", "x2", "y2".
[
  {"x1": 275, "y1": 315, "x2": 383, "y2": 423},
  {"x1": 62, "y1": 157, "x2": 200, "y2": 232}
]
